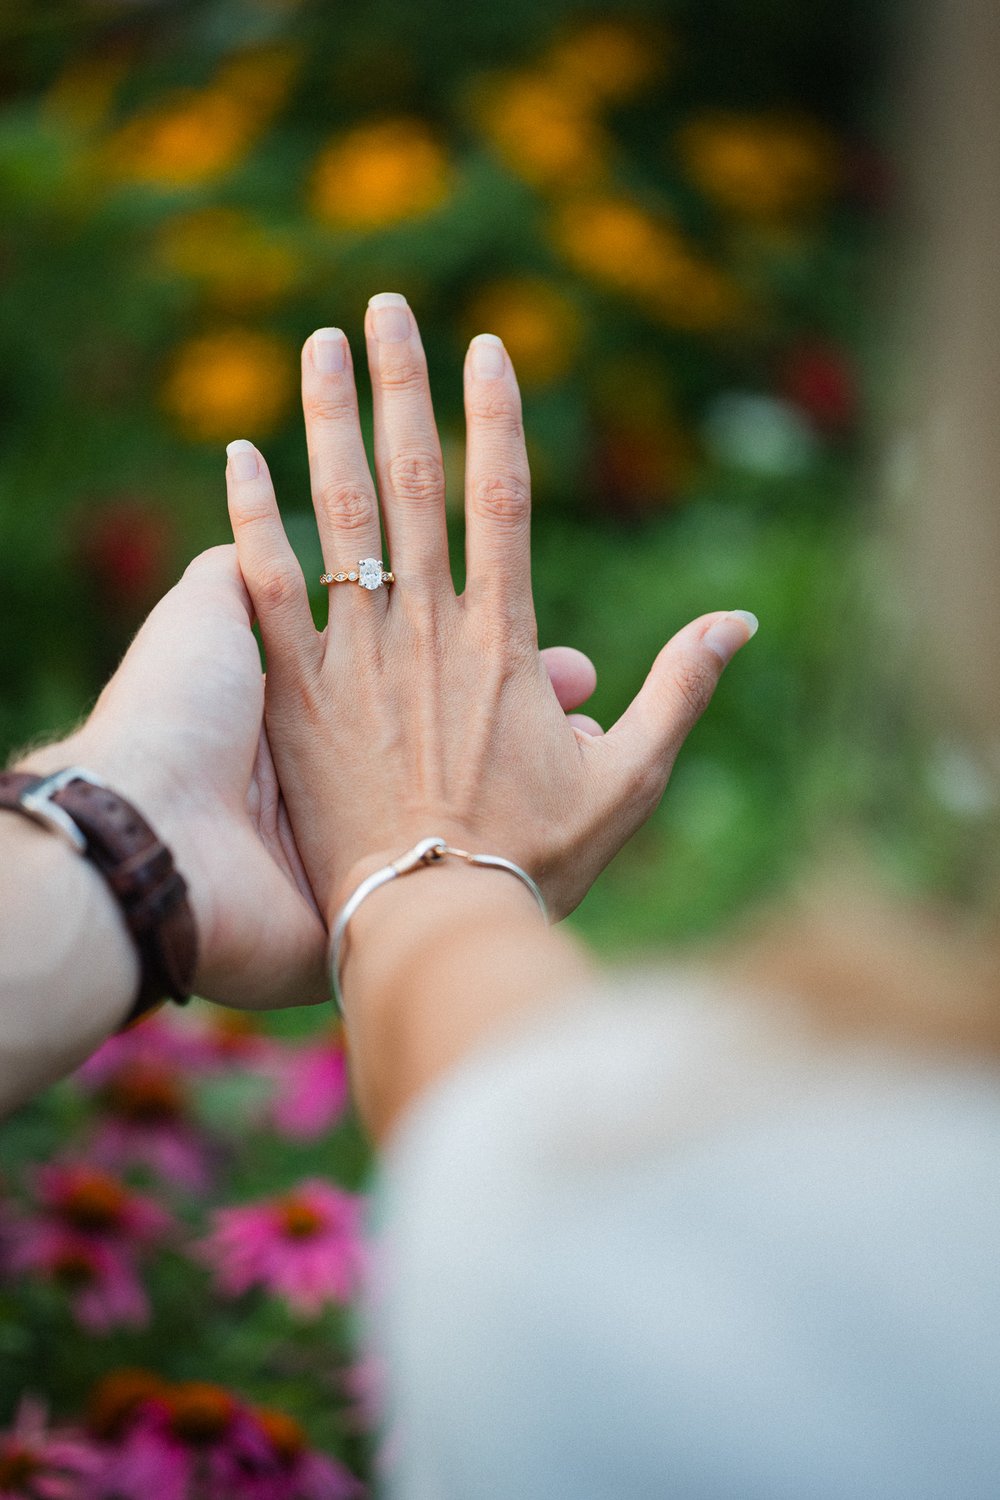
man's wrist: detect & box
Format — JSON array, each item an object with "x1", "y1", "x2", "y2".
[{"x1": 14, "y1": 725, "x2": 210, "y2": 985}]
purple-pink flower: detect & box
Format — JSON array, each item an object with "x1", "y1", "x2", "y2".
[
  {"x1": 0, "y1": 1397, "x2": 100, "y2": 1499},
  {"x1": 199, "y1": 1180, "x2": 366, "y2": 1317},
  {"x1": 82, "y1": 1052, "x2": 216, "y2": 1192},
  {"x1": 266, "y1": 1031, "x2": 350, "y2": 1140},
  {"x1": 2, "y1": 1164, "x2": 172, "y2": 1334},
  {"x1": 85, "y1": 1376, "x2": 363, "y2": 1500}
]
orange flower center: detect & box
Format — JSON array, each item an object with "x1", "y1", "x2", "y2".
[
  {"x1": 276, "y1": 1198, "x2": 326, "y2": 1240},
  {"x1": 255, "y1": 1407, "x2": 306, "y2": 1460},
  {"x1": 105, "y1": 1065, "x2": 183, "y2": 1122},
  {"x1": 0, "y1": 1445, "x2": 39, "y2": 1485},
  {"x1": 165, "y1": 1383, "x2": 235, "y2": 1443},
  {"x1": 59, "y1": 1173, "x2": 127, "y2": 1231},
  {"x1": 209, "y1": 1011, "x2": 260, "y2": 1054},
  {"x1": 88, "y1": 1368, "x2": 168, "y2": 1439}
]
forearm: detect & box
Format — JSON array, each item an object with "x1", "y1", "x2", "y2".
[
  {"x1": 0, "y1": 813, "x2": 137, "y2": 1112},
  {"x1": 337, "y1": 863, "x2": 595, "y2": 1142},
  {"x1": 0, "y1": 725, "x2": 196, "y2": 1113}
]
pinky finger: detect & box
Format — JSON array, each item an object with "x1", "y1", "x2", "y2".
[{"x1": 225, "y1": 440, "x2": 317, "y2": 672}]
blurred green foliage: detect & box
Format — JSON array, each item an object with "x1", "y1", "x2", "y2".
[{"x1": 0, "y1": 0, "x2": 902, "y2": 955}]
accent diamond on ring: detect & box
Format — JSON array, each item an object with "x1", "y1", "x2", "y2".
[{"x1": 320, "y1": 559, "x2": 394, "y2": 590}]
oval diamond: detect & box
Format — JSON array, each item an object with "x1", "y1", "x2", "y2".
[{"x1": 358, "y1": 558, "x2": 383, "y2": 590}]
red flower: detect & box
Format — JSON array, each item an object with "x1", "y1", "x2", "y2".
[
  {"x1": 75, "y1": 500, "x2": 173, "y2": 612},
  {"x1": 779, "y1": 340, "x2": 857, "y2": 436}
]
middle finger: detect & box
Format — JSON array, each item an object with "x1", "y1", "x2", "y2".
[{"x1": 365, "y1": 293, "x2": 452, "y2": 588}]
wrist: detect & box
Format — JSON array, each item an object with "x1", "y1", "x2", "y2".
[
  {"x1": 338, "y1": 854, "x2": 543, "y2": 1010},
  {"x1": 15, "y1": 724, "x2": 212, "y2": 971}
]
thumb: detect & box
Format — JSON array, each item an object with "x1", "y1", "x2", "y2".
[{"x1": 608, "y1": 610, "x2": 758, "y2": 778}]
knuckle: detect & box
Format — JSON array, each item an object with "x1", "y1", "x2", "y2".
[
  {"x1": 255, "y1": 563, "x2": 300, "y2": 614},
  {"x1": 468, "y1": 388, "x2": 523, "y2": 429},
  {"x1": 377, "y1": 357, "x2": 426, "y2": 394},
  {"x1": 302, "y1": 387, "x2": 357, "y2": 423},
  {"x1": 387, "y1": 450, "x2": 445, "y2": 509},
  {"x1": 229, "y1": 490, "x2": 276, "y2": 529},
  {"x1": 669, "y1": 650, "x2": 718, "y2": 721},
  {"x1": 316, "y1": 479, "x2": 375, "y2": 534},
  {"x1": 469, "y1": 472, "x2": 531, "y2": 530}
]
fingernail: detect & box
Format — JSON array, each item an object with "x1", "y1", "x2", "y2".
[
  {"x1": 703, "y1": 610, "x2": 759, "y2": 664},
  {"x1": 226, "y1": 439, "x2": 259, "y2": 481},
  {"x1": 312, "y1": 327, "x2": 347, "y2": 374},
  {"x1": 368, "y1": 292, "x2": 411, "y2": 343},
  {"x1": 470, "y1": 333, "x2": 505, "y2": 379}
]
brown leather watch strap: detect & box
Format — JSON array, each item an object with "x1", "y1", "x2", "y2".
[{"x1": 0, "y1": 769, "x2": 198, "y2": 1028}]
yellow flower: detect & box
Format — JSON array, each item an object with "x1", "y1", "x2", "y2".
[
  {"x1": 104, "y1": 90, "x2": 258, "y2": 187},
  {"x1": 160, "y1": 329, "x2": 294, "y2": 441},
  {"x1": 465, "y1": 277, "x2": 581, "y2": 386},
  {"x1": 473, "y1": 71, "x2": 608, "y2": 190},
  {"x1": 310, "y1": 118, "x2": 451, "y2": 231},
  {"x1": 157, "y1": 208, "x2": 300, "y2": 311},
  {"x1": 103, "y1": 46, "x2": 298, "y2": 188},
  {"x1": 547, "y1": 19, "x2": 670, "y2": 104},
  {"x1": 677, "y1": 112, "x2": 841, "y2": 222},
  {"x1": 551, "y1": 196, "x2": 741, "y2": 330},
  {"x1": 551, "y1": 196, "x2": 680, "y2": 295}
]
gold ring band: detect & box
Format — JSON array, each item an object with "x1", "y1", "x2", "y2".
[{"x1": 320, "y1": 559, "x2": 394, "y2": 591}]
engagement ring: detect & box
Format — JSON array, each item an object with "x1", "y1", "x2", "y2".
[{"x1": 320, "y1": 559, "x2": 394, "y2": 590}]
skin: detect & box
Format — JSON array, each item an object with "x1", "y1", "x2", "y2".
[
  {"x1": 226, "y1": 297, "x2": 755, "y2": 1138},
  {"x1": 0, "y1": 544, "x2": 604, "y2": 1111}
]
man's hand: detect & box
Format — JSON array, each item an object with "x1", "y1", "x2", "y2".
[{"x1": 20, "y1": 546, "x2": 328, "y2": 1008}]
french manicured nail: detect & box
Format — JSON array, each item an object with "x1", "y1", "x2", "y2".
[
  {"x1": 368, "y1": 292, "x2": 411, "y2": 343},
  {"x1": 312, "y1": 327, "x2": 347, "y2": 374},
  {"x1": 226, "y1": 440, "x2": 259, "y2": 481},
  {"x1": 470, "y1": 333, "x2": 505, "y2": 379},
  {"x1": 703, "y1": 610, "x2": 759, "y2": 664}
]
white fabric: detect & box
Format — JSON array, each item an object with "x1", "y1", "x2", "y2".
[{"x1": 374, "y1": 974, "x2": 1000, "y2": 1499}]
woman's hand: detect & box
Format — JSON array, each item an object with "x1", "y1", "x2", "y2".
[{"x1": 226, "y1": 296, "x2": 756, "y2": 929}]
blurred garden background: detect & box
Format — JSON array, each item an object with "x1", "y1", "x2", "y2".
[{"x1": 0, "y1": 0, "x2": 964, "y2": 1495}]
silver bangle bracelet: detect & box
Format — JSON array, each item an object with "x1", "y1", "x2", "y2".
[{"x1": 328, "y1": 836, "x2": 548, "y2": 1016}]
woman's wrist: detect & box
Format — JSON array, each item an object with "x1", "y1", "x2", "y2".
[{"x1": 334, "y1": 854, "x2": 591, "y2": 1140}]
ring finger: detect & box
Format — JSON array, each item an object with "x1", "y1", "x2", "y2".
[{"x1": 300, "y1": 328, "x2": 384, "y2": 611}]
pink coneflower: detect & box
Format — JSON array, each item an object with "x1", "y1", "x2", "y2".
[
  {"x1": 87, "y1": 1380, "x2": 364, "y2": 1500},
  {"x1": 10, "y1": 1230, "x2": 150, "y2": 1333},
  {"x1": 211, "y1": 1406, "x2": 365, "y2": 1500},
  {"x1": 33, "y1": 1164, "x2": 171, "y2": 1245},
  {"x1": 199, "y1": 1180, "x2": 366, "y2": 1317},
  {"x1": 266, "y1": 1031, "x2": 350, "y2": 1140},
  {"x1": 3, "y1": 1165, "x2": 171, "y2": 1334},
  {"x1": 0, "y1": 1397, "x2": 100, "y2": 1499},
  {"x1": 93, "y1": 1382, "x2": 235, "y2": 1500},
  {"x1": 87, "y1": 1060, "x2": 216, "y2": 1192},
  {"x1": 77, "y1": 1011, "x2": 213, "y2": 1089}
]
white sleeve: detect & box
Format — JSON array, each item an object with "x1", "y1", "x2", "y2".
[{"x1": 371, "y1": 978, "x2": 1000, "y2": 1500}]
